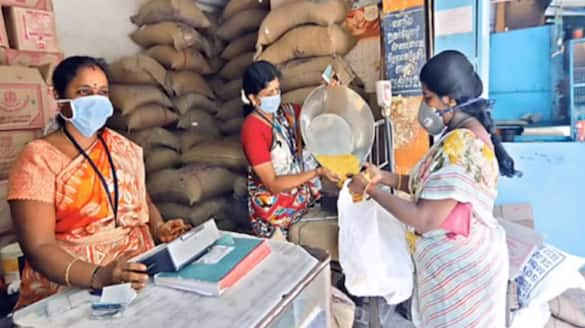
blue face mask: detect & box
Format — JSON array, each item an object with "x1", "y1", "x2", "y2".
[
  {"x1": 58, "y1": 95, "x2": 114, "y2": 137},
  {"x1": 259, "y1": 94, "x2": 281, "y2": 114}
]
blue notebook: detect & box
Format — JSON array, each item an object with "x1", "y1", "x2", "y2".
[{"x1": 154, "y1": 236, "x2": 271, "y2": 296}]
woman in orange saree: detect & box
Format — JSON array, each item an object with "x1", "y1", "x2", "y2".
[{"x1": 7, "y1": 56, "x2": 190, "y2": 309}]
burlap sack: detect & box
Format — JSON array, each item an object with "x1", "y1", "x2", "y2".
[
  {"x1": 180, "y1": 131, "x2": 217, "y2": 153},
  {"x1": 205, "y1": 35, "x2": 227, "y2": 58},
  {"x1": 131, "y1": 22, "x2": 209, "y2": 51},
  {"x1": 145, "y1": 147, "x2": 181, "y2": 173},
  {"x1": 256, "y1": 25, "x2": 356, "y2": 64},
  {"x1": 282, "y1": 86, "x2": 318, "y2": 105},
  {"x1": 177, "y1": 109, "x2": 220, "y2": 135},
  {"x1": 216, "y1": 98, "x2": 243, "y2": 121},
  {"x1": 221, "y1": 32, "x2": 257, "y2": 60},
  {"x1": 110, "y1": 85, "x2": 172, "y2": 115},
  {"x1": 108, "y1": 104, "x2": 178, "y2": 131},
  {"x1": 208, "y1": 57, "x2": 226, "y2": 74},
  {"x1": 131, "y1": 0, "x2": 210, "y2": 29},
  {"x1": 279, "y1": 56, "x2": 356, "y2": 88},
  {"x1": 168, "y1": 71, "x2": 214, "y2": 98},
  {"x1": 108, "y1": 55, "x2": 169, "y2": 92},
  {"x1": 148, "y1": 166, "x2": 236, "y2": 206},
  {"x1": 212, "y1": 79, "x2": 241, "y2": 101},
  {"x1": 233, "y1": 175, "x2": 247, "y2": 198},
  {"x1": 157, "y1": 198, "x2": 232, "y2": 227},
  {"x1": 220, "y1": 117, "x2": 244, "y2": 135},
  {"x1": 257, "y1": 0, "x2": 347, "y2": 48},
  {"x1": 146, "y1": 45, "x2": 212, "y2": 74},
  {"x1": 217, "y1": 9, "x2": 267, "y2": 41},
  {"x1": 181, "y1": 140, "x2": 247, "y2": 171},
  {"x1": 222, "y1": 0, "x2": 269, "y2": 20},
  {"x1": 218, "y1": 51, "x2": 254, "y2": 80},
  {"x1": 173, "y1": 93, "x2": 219, "y2": 115},
  {"x1": 129, "y1": 127, "x2": 181, "y2": 156},
  {"x1": 281, "y1": 72, "x2": 323, "y2": 93}
]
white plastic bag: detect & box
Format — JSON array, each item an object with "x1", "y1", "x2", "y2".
[{"x1": 337, "y1": 184, "x2": 413, "y2": 304}]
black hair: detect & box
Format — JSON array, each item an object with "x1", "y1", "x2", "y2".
[
  {"x1": 241, "y1": 60, "x2": 281, "y2": 117},
  {"x1": 420, "y1": 50, "x2": 518, "y2": 178},
  {"x1": 52, "y1": 56, "x2": 110, "y2": 126}
]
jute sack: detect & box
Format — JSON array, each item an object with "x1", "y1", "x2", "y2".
[
  {"x1": 217, "y1": 9, "x2": 267, "y2": 41},
  {"x1": 108, "y1": 55, "x2": 169, "y2": 92},
  {"x1": 145, "y1": 147, "x2": 181, "y2": 173},
  {"x1": 108, "y1": 104, "x2": 178, "y2": 131},
  {"x1": 281, "y1": 72, "x2": 323, "y2": 93},
  {"x1": 129, "y1": 127, "x2": 181, "y2": 156},
  {"x1": 233, "y1": 175, "x2": 247, "y2": 198},
  {"x1": 177, "y1": 109, "x2": 220, "y2": 135},
  {"x1": 283, "y1": 86, "x2": 318, "y2": 105},
  {"x1": 148, "y1": 166, "x2": 237, "y2": 206},
  {"x1": 222, "y1": 0, "x2": 269, "y2": 20},
  {"x1": 205, "y1": 35, "x2": 227, "y2": 58},
  {"x1": 221, "y1": 32, "x2": 257, "y2": 60},
  {"x1": 131, "y1": 0, "x2": 211, "y2": 29},
  {"x1": 173, "y1": 93, "x2": 219, "y2": 115},
  {"x1": 131, "y1": 22, "x2": 210, "y2": 51},
  {"x1": 168, "y1": 71, "x2": 214, "y2": 98},
  {"x1": 216, "y1": 98, "x2": 243, "y2": 121},
  {"x1": 256, "y1": 25, "x2": 356, "y2": 64},
  {"x1": 257, "y1": 0, "x2": 347, "y2": 48},
  {"x1": 157, "y1": 198, "x2": 232, "y2": 227},
  {"x1": 181, "y1": 140, "x2": 247, "y2": 171},
  {"x1": 146, "y1": 45, "x2": 212, "y2": 74},
  {"x1": 220, "y1": 117, "x2": 244, "y2": 135},
  {"x1": 215, "y1": 79, "x2": 242, "y2": 101},
  {"x1": 180, "y1": 131, "x2": 217, "y2": 153},
  {"x1": 218, "y1": 51, "x2": 254, "y2": 80},
  {"x1": 279, "y1": 55, "x2": 356, "y2": 88},
  {"x1": 208, "y1": 57, "x2": 226, "y2": 74},
  {"x1": 110, "y1": 85, "x2": 172, "y2": 115}
]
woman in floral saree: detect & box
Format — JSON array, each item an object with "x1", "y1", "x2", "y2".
[
  {"x1": 8, "y1": 56, "x2": 190, "y2": 309},
  {"x1": 350, "y1": 51, "x2": 519, "y2": 327}
]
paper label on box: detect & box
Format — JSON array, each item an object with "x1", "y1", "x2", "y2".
[
  {"x1": 22, "y1": 10, "x2": 55, "y2": 50},
  {"x1": 0, "y1": 84, "x2": 44, "y2": 128}
]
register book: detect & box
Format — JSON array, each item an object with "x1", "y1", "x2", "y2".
[{"x1": 154, "y1": 236, "x2": 271, "y2": 296}]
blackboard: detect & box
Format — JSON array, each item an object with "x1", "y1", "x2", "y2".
[{"x1": 382, "y1": 6, "x2": 427, "y2": 96}]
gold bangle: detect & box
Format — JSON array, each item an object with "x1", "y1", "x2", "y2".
[{"x1": 65, "y1": 258, "x2": 81, "y2": 287}]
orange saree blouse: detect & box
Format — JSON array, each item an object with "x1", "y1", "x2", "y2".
[{"x1": 7, "y1": 129, "x2": 154, "y2": 308}]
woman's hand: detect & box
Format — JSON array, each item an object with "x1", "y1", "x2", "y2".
[
  {"x1": 94, "y1": 256, "x2": 148, "y2": 290},
  {"x1": 317, "y1": 167, "x2": 341, "y2": 183},
  {"x1": 155, "y1": 219, "x2": 192, "y2": 243},
  {"x1": 348, "y1": 172, "x2": 371, "y2": 195},
  {"x1": 363, "y1": 163, "x2": 384, "y2": 186}
]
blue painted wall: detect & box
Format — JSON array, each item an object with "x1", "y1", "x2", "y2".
[{"x1": 497, "y1": 142, "x2": 585, "y2": 256}]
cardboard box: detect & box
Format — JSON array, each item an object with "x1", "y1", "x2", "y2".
[
  {"x1": 0, "y1": 130, "x2": 39, "y2": 181},
  {"x1": 0, "y1": 11, "x2": 7, "y2": 48},
  {"x1": 0, "y1": 48, "x2": 62, "y2": 67},
  {"x1": 5, "y1": 6, "x2": 60, "y2": 52},
  {"x1": 0, "y1": 0, "x2": 53, "y2": 11},
  {"x1": 493, "y1": 203, "x2": 535, "y2": 229},
  {"x1": 0, "y1": 66, "x2": 50, "y2": 130},
  {"x1": 0, "y1": 180, "x2": 12, "y2": 235}
]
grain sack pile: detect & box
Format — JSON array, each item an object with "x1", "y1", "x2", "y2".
[
  {"x1": 211, "y1": 0, "x2": 268, "y2": 141},
  {"x1": 105, "y1": 0, "x2": 254, "y2": 232},
  {"x1": 254, "y1": 0, "x2": 357, "y2": 105}
]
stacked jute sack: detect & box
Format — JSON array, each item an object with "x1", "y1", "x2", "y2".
[
  {"x1": 106, "y1": 0, "x2": 250, "y2": 232},
  {"x1": 254, "y1": 0, "x2": 358, "y2": 104},
  {"x1": 210, "y1": 0, "x2": 268, "y2": 140}
]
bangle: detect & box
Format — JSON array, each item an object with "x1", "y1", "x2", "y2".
[
  {"x1": 90, "y1": 265, "x2": 102, "y2": 290},
  {"x1": 64, "y1": 258, "x2": 81, "y2": 286}
]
